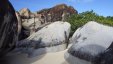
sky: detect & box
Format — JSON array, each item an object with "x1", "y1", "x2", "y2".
[{"x1": 9, "y1": 0, "x2": 113, "y2": 16}]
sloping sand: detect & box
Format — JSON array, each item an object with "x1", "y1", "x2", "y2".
[
  {"x1": 5, "y1": 49, "x2": 69, "y2": 64},
  {"x1": 32, "y1": 50, "x2": 69, "y2": 64}
]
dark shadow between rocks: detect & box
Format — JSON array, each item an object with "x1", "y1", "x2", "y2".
[
  {"x1": 3, "y1": 37, "x2": 68, "y2": 64},
  {"x1": 3, "y1": 53, "x2": 46, "y2": 64},
  {"x1": 93, "y1": 42, "x2": 113, "y2": 64},
  {"x1": 64, "y1": 44, "x2": 109, "y2": 64},
  {"x1": 0, "y1": 38, "x2": 47, "y2": 64}
]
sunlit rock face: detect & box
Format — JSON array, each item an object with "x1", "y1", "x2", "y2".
[
  {"x1": 14, "y1": 21, "x2": 71, "y2": 57},
  {"x1": 19, "y1": 8, "x2": 47, "y2": 36},
  {"x1": 21, "y1": 17, "x2": 41, "y2": 34},
  {"x1": 65, "y1": 21, "x2": 113, "y2": 64},
  {"x1": 19, "y1": 8, "x2": 39, "y2": 31},
  {"x1": 0, "y1": 0, "x2": 18, "y2": 57},
  {"x1": 15, "y1": 11, "x2": 22, "y2": 35},
  {"x1": 19, "y1": 8, "x2": 31, "y2": 19},
  {"x1": 70, "y1": 21, "x2": 110, "y2": 44}
]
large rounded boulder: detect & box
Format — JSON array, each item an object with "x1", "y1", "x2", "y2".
[
  {"x1": 15, "y1": 21, "x2": 71, "y2": 57},
  {"x1": 70, "y1": 21, "x2": 108, "y2": 44},
  {"x1": 65, "y1": 21, "x2": 113, "y2": 64},
  {"x1": 0, "y1": 0, "x2": 18, "y2": 57}
]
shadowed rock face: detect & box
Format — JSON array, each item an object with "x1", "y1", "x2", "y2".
[
  {"x1": 94, "y1": 43, "x2": 113, "y2": 64},
  {"x1": 0, "y1": 0, "x2": 18, "y2": 57},
  {"x1": 15, "y1": 11, "x2": 22, "y2": 35}
]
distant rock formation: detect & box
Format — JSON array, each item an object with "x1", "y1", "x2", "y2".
[
  {"x1": 37, "y1": 4, "x2": 78, "y2": 22},
  {"x1": 65, "y1": 21, "x2": 113, "y2": 64},
  {"x1": 18, "y1": 4, "x2": 77, "y2": 38},
  {"x1": 14, "y1": 21, "x2": 71, "y2": 57}
]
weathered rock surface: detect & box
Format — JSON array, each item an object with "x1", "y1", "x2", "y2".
[
  {"x1": 21, "y1": 17, "x2": 41, "y2": 34},
  {"x1": 70, "y1": 21, "x2": 111, "y2": 44},
  {"x1": 0, "y1": 0, "x2": 18, "y2": 57},
  {"x1": 19, "y1": 8, "x2": 31, "y2": 19},
  {"x1": 14, "y1": 21, "x2": 71, "y2": 57},
  {"x1": 21, "y1": 17, "x2": 51, "y2": 35},
  {"x1": 15, "y1": 11, "x2": 22, "y2": 35},
  {"x1": 37, "y1": 4, "x2": 78, "y2": 22},
  {"x1": 65, "y1": 21, "x2": 113, "y2": 64},
  {"x1": 20, "y1": 9, "x2": 48, "y2": 36}
]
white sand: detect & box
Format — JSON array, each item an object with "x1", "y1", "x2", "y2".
[{"x1": 5, "y1": 49, "x2": 69, "y2": 64}]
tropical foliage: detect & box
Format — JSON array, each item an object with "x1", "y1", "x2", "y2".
[{"x1": 67, "y1": 10, "x2": 113, "y2": 36}]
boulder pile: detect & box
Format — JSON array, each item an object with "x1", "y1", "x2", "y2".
[{"x1": 17, "y1": 4, "x2": 77, "y2": 40}]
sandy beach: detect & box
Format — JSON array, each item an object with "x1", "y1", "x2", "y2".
[{"x1": 5, "y1": 49, "x2": 69, "y2": 64}]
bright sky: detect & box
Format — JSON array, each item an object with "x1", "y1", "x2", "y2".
[{"x1": 9, "y1": 0, "x2": 113, "y2": 16}]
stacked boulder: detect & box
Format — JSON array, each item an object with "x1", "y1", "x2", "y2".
[
  {"x1": 19, "y1": 8, "x2": 42, "y2": 35},
  {"x1": 17, "y1": 8, "x2": 46, "y2": 39},
  {"x1": 65, "y1": 21, "x2": 113, "y2": 64}
]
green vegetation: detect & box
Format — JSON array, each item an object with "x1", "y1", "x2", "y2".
[
  {"x1": 67, "y1": 10, "x2": 113, "y2": 36},
  {"x1": 37, "y1": 8, "x2": 50, "y2": 14}
]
